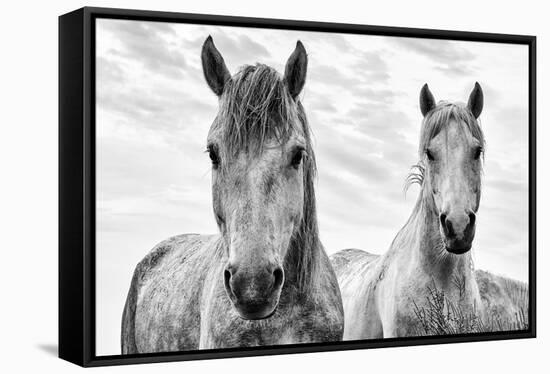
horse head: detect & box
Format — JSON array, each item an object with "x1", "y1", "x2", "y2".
[
  {"x1": 418, "y1": 83, "x2": 485, "y2": 254},
  {"x1": 201, "y1": 36, "x2": 314, "y2": 319}
]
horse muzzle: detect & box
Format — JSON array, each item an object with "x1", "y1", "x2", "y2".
[
  {"x1": 440, "y1": 211, "x2": 476, "y2": 254},
  {"x1": 223, "y1": 263, "x2": 284, "y2": 320}
]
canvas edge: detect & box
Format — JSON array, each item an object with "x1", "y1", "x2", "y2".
[{"x1": 59, "y1": 7, "x2": 86, "y2": 367}]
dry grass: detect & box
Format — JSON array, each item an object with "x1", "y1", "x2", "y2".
[{"x1": 412, "y1": 280, "x2": 528, "y2": 336}]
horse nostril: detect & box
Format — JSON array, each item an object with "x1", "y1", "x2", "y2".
[
  {"x1": 439, "y1": 213, "x2": 447, "y2": 228},
  {"x1": 468, "y1": 212, "x2": 476, "y2": 227},
  {"x1": 224, "y1": 269, "x2": 233, "y2": 292},
  {"x1": 224, "y1": 269, "x2": 231, "y2": 283},
  {"x1": 440, "y1": 213, "x2": 456, "y2": 238},
  {"x1": 272, "y1": 267, "x2": 284, "y2": 290}
]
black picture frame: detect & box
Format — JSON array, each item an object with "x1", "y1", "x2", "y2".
[{"x1": 59, "y1": 6, "x2": 537, "y2": 367}]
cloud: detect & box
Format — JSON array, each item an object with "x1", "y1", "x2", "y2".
[
  {"x1": 349, "y1": 86, "x2": 399, "y2": 104},
  {"x1": 97, "y1": 137, "x2": 202, "y2": 198},
  {"x1": 100, "y1": 19, "x2": 188, "y2": 78},
  {"x1": 96, "y1": 56, "x2": 126, "y2": 83},
  {"x1": 320, "y1": 141, "x2": 391, "y2": 183},
  {"x1": 185, "y1": 30, "x2": 271, "y2": 70},
  {"x1": 484, "y1": 177, "x2": 527, "y2": 194},
  {"x1": 350, "y1": 51, "x2": 391, "y2": 83},
  {"x1": 309, "y1": 64, "x2": 357, "y2": 88},
  {"x1": 317, "y1": 172, "x2": 401, "y2": 229},
  {"x1": 96, "y1": 47, "x2": 217, "y2": 147},
  {"x1": 317, "y1": 34, "x2": 356, "y2": 53},
  {"x1": 97, "y1": 83, "x2": 216, "y2": 135},
  {"x1": 346, "y1": 102, "x2": 416, "y2": 147},
  {"x1": 307, "y1": 95, "x2": 339, "y2": 113},
  {"x1": 393, "y1": 38, "x2": 478, "y2": 76},
  {"x1": 491, "y1": 105, "x2": 529, "y2": 144},
  {"x1": 310, "y1": 50, "x2": 392, "y2": 90},
  {"x1": 312, "y1": 113, "x2": 415, "y2": 208}
]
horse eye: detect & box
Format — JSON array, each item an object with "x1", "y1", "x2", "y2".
[
  {"x1": 207, "y1": 145, "x2": 220, "y2": 169},
  {"x1": 291, "y1": 148, "x2": 305, "y2": 169},
  {"x1": 425, "y1": 149, "x2": 435, "y2": 161},
  {"x1": 474, "y1": 146, "x2": 483, "y2": 160}
]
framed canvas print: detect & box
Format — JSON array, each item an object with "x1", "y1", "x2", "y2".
[{"x1": 59, "y1": 6, "x2": 536, "y2": 367}]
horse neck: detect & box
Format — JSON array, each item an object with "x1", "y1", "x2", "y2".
[{"x1": 395, "y1": 189, "x2": 475, "y2": 285}]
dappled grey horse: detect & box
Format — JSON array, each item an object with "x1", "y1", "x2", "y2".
[
  {"x1": 332, "y1": 83, "x2": 527, "y2": 338},
  {"x1": 121, "y1": 37, "x2": 344, "y2": 353}
]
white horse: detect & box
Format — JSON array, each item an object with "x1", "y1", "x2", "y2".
[
  {"x1": 121, "y1": 37, "x2": 344, "y2": 353},
  {"x1": 332, "y1": 83, "x2": 489, "y2": 338}
]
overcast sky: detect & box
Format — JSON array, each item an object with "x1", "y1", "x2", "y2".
[{"x1": 95, "y1": 19, "x2": 529, "y2": 355}]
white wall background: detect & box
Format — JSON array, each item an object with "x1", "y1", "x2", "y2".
[{"x1": 0, "y1": 0, "x2": 546, "y2": 372}]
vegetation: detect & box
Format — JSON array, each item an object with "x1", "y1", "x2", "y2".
[{"x1": 412, "y1": 278, "x2": 528, "y2": 336}]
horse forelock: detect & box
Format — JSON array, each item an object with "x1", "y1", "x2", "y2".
[
  {"x1": 215, "y1": 64, "x2": 307, "y2": 159},
  {"x1": 420, "y1": 101, "x2": 485, "y2": 156},
  {"x1": 404, "y1": 101, "x2": 485, "y2": 193}
]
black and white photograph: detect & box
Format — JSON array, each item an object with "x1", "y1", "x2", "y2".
[
  {"x1": 4, "y1": 0, "x2": 550, "y2": 372},
  {"x1": 93, "y1": 16, "x2": 531, "y2": 357}
]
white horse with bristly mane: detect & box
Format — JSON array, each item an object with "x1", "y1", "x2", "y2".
[
  {"x1": 331, "y1": 83, "x2": 528, "y2": 338},
  {"x1": 121, "y1": 37, "x2": 344, "y2": 353}
]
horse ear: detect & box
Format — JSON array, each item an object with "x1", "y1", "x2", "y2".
[
  {"x1": 201, "y1": 36, "x2": 231, "y2": 96},
  {"x1": 467, "y1": 82, "x2": 484, "y2": 119},
  {"x1": 419, "y1": 83, "x2": 436, "y2": 117},
  {"x1": 284, "y1": 41, "x2": 308, "y2": 99}
]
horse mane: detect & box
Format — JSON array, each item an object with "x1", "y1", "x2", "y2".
[
  {"x1": 217, "y1": 63, "x2": 320, "y2": 294},
  {"x1": 404, "y1": 163, "x2": 426, "y2": 193},
  {"x1": 287, "y1": 102, "x2": 321, "y2": 294},
  {"x1": 404, "y1": 101, "x2": 485, "y2": 192}
]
